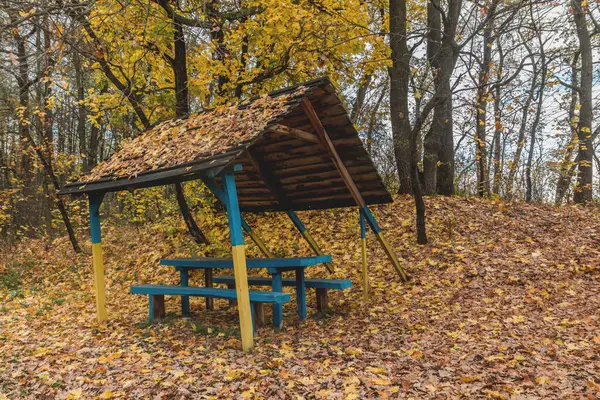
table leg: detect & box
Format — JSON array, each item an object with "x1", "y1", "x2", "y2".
[
  {"x1": 227, "y1": 284, "x2": 237, "y2": 307},
  {"x1": 250, "y1": 302, "x2": 256, "y2": 336},
  {"x1": 296, "y1": 268, "x2": 306, "y2": 321},
  {"x1": 151, "y1": 295, "x2": 165, "y2": 321},
  {"x1": 180, "y1": 268, "x2": 190, "y2": 316},
  {"x1": 253, "y1": 303, "x2": 265, "y2": 328},
  {"x1": 205, "y1": 268, "x2": 214, "y2": 310},
  {"x1": 271, "y1": 272, "x2": 283, "y2": 328},
  {"x1": 316, "y1": 288, "x2": 328, "y2": 312}
]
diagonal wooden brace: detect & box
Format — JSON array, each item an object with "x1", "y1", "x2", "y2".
[
  {"x1": 286, "y1": 210, "x2": 334, "y2": 274},
  {"x1": 204, "y1": 177, "x2": 274, "y2": 258},
  {"x1": 244, "y1": 149, "x2": 333, "y2": 272},
  {"x1": 301, "y1": 98, "x2": 408, "y2": 281}
]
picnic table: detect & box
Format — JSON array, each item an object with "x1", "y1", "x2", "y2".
[{"x1": 159, "y1": 255, "x2": 332, "y2": 327}]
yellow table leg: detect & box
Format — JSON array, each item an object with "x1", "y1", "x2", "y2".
[
  {"x1": 92, "y1": 243, "x2": 107, "y2": 322},
  {"x1": 223, "y1": 169, "x2": 254, "y2": 351},
  {"x1": 232, "y1": 245, "x2": 254, "y2": 351}
]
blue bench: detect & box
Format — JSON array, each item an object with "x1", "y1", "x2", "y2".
[
  {"x1": 130, "y1": 285, "x2": 290, "y2": 331},
  {"x1": 212, "y1": 276, "x2": 352, "y2": 311}
]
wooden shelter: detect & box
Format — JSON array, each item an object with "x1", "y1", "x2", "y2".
[{"x1": 59, "y1": 77, "x2": 408, "y2": 351}]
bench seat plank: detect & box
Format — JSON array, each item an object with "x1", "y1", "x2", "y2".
[
  {"x1": 213, "y1": 276, "x2": 352, "y2": 290},
  {"x1": 160, "y1": 255, "x2": 332, "y2": 269},
  {"x1": 130, "y1": 284, "x2": 290, "y2": 304}
]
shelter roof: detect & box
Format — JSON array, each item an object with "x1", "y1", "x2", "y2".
[{"x1": 59, "y1": 77, "x2": 392, "y2": 211}]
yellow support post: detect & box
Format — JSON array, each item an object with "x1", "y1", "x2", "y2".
[
  {"x1": 223, "y1": 170, "x2": 254, "y2": 351},
  {"x1": 231, "y1": 244, "x2": 254, "y2": 351},
  {"x1": 361, "y1": 238, "x2": 368, "y2": 300},
  {"x1": 359, "y1": 210, "x2": 368, "y2": 301},
  {"x1": 89, "y1": 193, "x2": 107, "y2": 322},
  {"x1": 92, "y1": 243, "x2": 107, "y2": 321}
]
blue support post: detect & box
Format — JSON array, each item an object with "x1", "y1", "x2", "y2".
[
  {"x1": 222, "y1": 168, "x2": 254, "y2": 351},
  {"x1": 271, "y1": 272, "x2": 284, "y2": 328},
  {"x1": 286, "y1": 209, "x2": 306, "y2": 233},
  {"x1": 180, "y1": 268, "x2": 190, "y2": 316},
  {"x1": 361, "y1": 205, "x2": 409, "y2": 282},
  {"x1": 250, "y1": 302, "x2": 256, "y2": 336},
  {"x1": 359, "y1": 209, "x2": 367, "y2": 239},
  {"x1": 296, "y1": 268, "x2": 306, "y2": 320},
  {"x1": 204, "y1": 177, "x2": 273, "y2": 258},
  {"x1": 359, "y1": 209, "x2": 368, "y2": 301},
  {"x1": 361, "y1": 206, "x2": 381, "y2": 233}
]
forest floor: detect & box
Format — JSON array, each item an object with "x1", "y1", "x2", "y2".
[{"x1": 0, "y1": 196, "x2": 599, "y2": 399}]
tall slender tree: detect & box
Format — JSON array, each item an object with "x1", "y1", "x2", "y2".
[{"x1": 572, "y1": 0, "x2": 593, "y2": 204}]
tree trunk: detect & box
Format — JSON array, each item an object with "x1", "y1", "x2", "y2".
[
  {"x1": 423, "y1": 0, "x2": 460, "y2": 196},
  {"x1": 436, "y1": 95, "x2": 454, "y2": 195},
  {"x1": 351, "y1": 75, "x2": 372, "y2": 123},
  {"x1": 505, "y1": 58, "x2": 537, "y2": 200},
  {"x1": 365, "y1": 84, "x2": 387, "y2": 157},
  {"x1": 555, "y1": 54, "x2": 579, "y2": 206},
  {"x1": 87, "y1": 85, "x2": 107, "y2": 170},
  {"x1": 474, "y1": 17, "x2": 494, "y2": 197},
  {"x1": 12, "y1": 13, "x2": 34, "y2": 229},
  {"x1": 412, "y1": 130, "x2": 428, "y2": 244},
  {"x1": 422, "y1": 0, "x2": 442, "y2": 195},
  {"x1": 173, "y1": 18, "x2": 189, "y2": 117},
  {"x1": 206, "y1": 0, "x2": 228, "y2": 99},
  {"x1": 175, "y1": 183, "x2": 209, "y2": 244},
  {"x1": 572, "y1": 0, "x2": 593, "y2": 204},
  {"x1": 390, "y1": 0, "x2": 427, "y2": 243},
  {"x1": 74, "y1": 51, "x2": 87, "y2": 163},
  {"x1": 525, "y1": 20, "x2": 546, "y2": 203},
  {"x1": 491, "y1": 43, "x2": 505, "y2": 195},
  {"x1": 164, "y1": 0, "x2": 209, "y2": 245},
  {"x1": 389, "y1": 0, "x2": 413, "y2": 194}
]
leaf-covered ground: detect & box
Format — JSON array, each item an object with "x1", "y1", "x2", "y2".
[{"x1": 1, "y1": 196, "x2": 599, "y2": 399}]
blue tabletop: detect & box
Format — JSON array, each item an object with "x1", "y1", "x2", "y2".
[{"x1": 160, "y1": 255, "x2": 332, "y2": 269}]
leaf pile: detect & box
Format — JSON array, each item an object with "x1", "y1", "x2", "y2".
[
  {"x1": 81, "y1": 88, "x2": 306, "y2": 183},
  {"x1": 0, "y1": 196, "x2": 599, "y2": 399}
]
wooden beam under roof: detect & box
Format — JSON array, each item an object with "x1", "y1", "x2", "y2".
[
  {"x1": 244, "y1": 149, "x2": 291, "y2": 208},
  {"x1": 300, "y1": 97, "x2": 409, "y2": 282},
  {"x1": 266, "y1": 124, "x2": 320, "y2": 144},
  {"x1": 300, "y1": 98, "x2": 366, "y2": 208}
]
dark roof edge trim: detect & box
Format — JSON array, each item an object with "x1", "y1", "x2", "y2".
[{"x1": 58, "y1": 151, "x2": 243, "y2": 196}]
